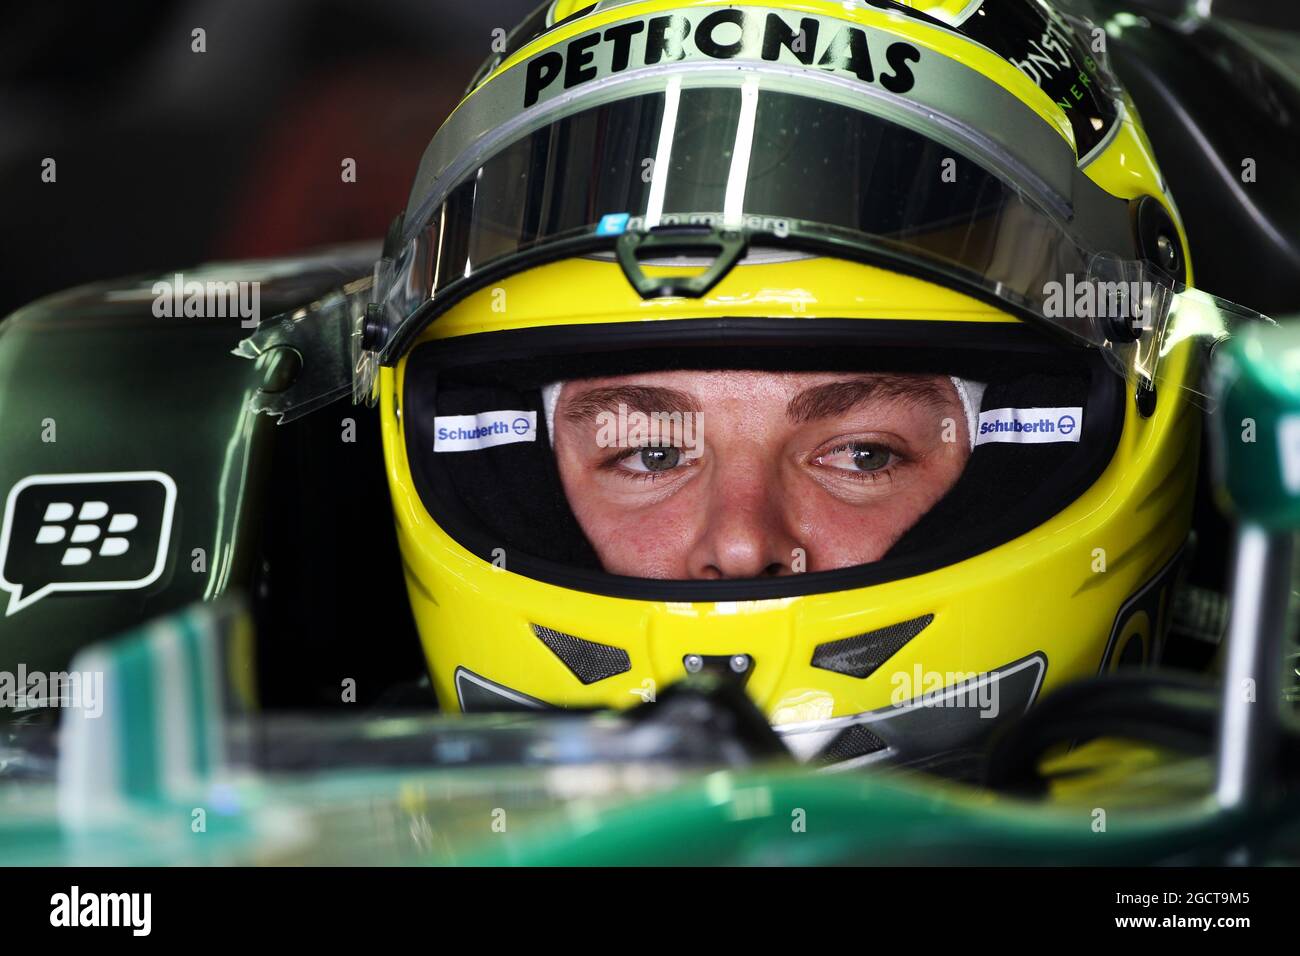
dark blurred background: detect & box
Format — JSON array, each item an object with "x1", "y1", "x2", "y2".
[
  {"x1": 0, "y1": 0, "x2": 539, "y2": 318},
  {"x1": 0, "y1": 0, "x2": 1296, "y2": 319}
]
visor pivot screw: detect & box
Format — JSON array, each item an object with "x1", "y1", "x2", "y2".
[
  {"x1": 729, "y1": 655, "x2": 751, "y2": 674},
  {"x1": 1133, "y1": 196, "x2": 1186, "y2": 282},
  {"x1": 683, "y1": 654, "x2": 704, "y2": 674},
  {"x1": 1156, "y1": 234, "x2": 1178, "y2": 273},
  {"x1": 361, "y1": 302, "x2": 388, "y2": 352},
  {"x1": 1137, "y1": 379, "x2": 1158, "y2": 418}
]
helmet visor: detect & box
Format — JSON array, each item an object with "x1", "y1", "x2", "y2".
[
  {"x1": 370, "y1": 70, "x2": 1266, "y2": 400},
  {"x1": 385, "y1": 76, "x2": 1089, "y2": 317}
]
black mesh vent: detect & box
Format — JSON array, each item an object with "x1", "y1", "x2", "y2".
[
  {"x1": 815, "y1": 724, "x2": 888, "y2": 764},
  {"x1": 811, "y1": 614, "x2": 934, "y2": 679},
  {"x1": 532, "y1": 624, "x2": 631, "y2": 685}
]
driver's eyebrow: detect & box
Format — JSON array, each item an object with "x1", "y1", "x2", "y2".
[
  {"x1": 561, "y1": 385, "x2": 701, "y2": 427},
  {"x1": 787, "y1": 375, "x2": 955, "y2": 424}
]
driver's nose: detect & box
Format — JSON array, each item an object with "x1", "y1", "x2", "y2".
[{"x1": 685, "y1": 456, "x2": 801, "y2": 579}]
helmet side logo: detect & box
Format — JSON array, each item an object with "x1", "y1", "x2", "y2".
[{"x1": 522, "y1": 9, "x2": 922, "y2": 109}]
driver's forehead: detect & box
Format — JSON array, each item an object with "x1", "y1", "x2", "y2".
[
  {"x1": 568, "y1": 369, "x2": 842, "y2": 399},
  {"x1": 558, "y1": 369, "x2": 959, "y2": 415}
]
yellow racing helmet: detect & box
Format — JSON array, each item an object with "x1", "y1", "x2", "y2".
[{"x1": 357, "y1": 0, "x2": 1263, "y2": 768}]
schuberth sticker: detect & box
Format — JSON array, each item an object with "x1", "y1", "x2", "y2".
[
  {"x1": 433, "y1": 411, "x2": 538, "y2": 452},
  {"x1": 976, "y1": 407, "x2": 1084, "y2": 446}
]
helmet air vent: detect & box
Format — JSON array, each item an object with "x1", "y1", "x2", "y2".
[
  {"x1": 811, "y1": 614, "x2": 934, "y2": 679},
  {"x1": 814, "y1": 724, "x2": 888, "y2": 764},
  {"x1": 532, "y1": 624, "x2": 632, "y2": 685}
]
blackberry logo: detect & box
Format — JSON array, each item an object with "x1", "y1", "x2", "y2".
[
  {"x1": 33, "y1": 500, "x2": 140, "y2": 566},
  {"x1": 0, "y1": 472, "x2": 177, "y2": 616}
]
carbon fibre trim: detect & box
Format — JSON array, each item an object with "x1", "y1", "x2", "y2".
[
  {"x1": 811, "y1": 614, "x2": 934, "y2": 679},
  {"x1": 533, "y1": 624, "x2": 632, "y2": 684}
]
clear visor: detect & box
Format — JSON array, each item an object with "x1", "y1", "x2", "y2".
[{"x1": 365, "y1": 75, "x2": 1269, "y2": 404}]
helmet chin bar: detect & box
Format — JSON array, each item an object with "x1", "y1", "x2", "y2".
[
  {"x1": 774, "y1": 654, "x2": 1046, "y2": 770},
  {"x1": 453, "y1": 652, "x2": 1047, "y2": 771}
]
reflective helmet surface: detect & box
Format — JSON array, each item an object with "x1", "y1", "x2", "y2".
[{"x1": 368, "y1": 0, "x2": 1246, "y2": 767}]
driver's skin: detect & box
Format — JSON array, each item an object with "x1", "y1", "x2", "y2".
[{"x1": 551, "y1": 370, "x2": 972, "y2": 579}]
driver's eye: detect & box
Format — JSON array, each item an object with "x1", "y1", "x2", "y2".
[
  {"x1": 637, "y1": 446, "x2": 681, "y2": 472},
  {"x1": 848, "y1": 445, "x2": 892, "y2": 472},
  {"x1": 817, "y1": 442, "x2": 895, "y2": 474}
]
